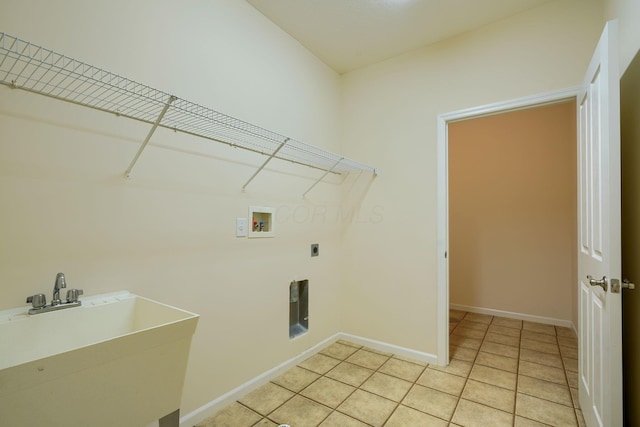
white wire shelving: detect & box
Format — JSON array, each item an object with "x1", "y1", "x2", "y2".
[{"x1": 0, "y1": 32, "x2": 377, "y2": 195}]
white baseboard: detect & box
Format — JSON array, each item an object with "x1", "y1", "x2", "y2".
[
  {"x1": 450, "y1": 303, "x2": 576, "y2": 330},
  {"x1": 179, "y1": 333, "x2": 337, "y2": 427},
  {"x1": 337, "y1": 333, "x2": 437, "y2": 365},
  {"x1": 179, "y1": 333, "x2": 437, "y2": 427}
]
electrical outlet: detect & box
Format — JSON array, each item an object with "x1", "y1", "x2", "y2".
[{"x1": 311, "y1": 243, "x2": 319, "y2": 257}]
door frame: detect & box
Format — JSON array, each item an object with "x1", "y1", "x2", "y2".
[{"x1": 436, "y1": 87, "x2": 581, "y2": 365}]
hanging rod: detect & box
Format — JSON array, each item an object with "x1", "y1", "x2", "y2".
[{"x1": 0, "y1": 31, "x2": 378, "y2": 192}]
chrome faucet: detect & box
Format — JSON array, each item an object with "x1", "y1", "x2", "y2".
[
  {"x1": 26, "y1": 272, "x2": 83, "y2": 315},
  {"x1": 52, "y1": 272, "x2": 66, "y2": 305}
]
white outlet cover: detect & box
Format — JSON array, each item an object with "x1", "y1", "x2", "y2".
[{"x1": 236, "y1": 218, "x2": 247, "y2": 237}]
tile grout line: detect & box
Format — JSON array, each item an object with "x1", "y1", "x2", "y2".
[
  {"x1": 513, "y1": 318, "x2": 522, "y2": 427},
  {"x1": 455, "y1": 314, "x2": 532, "y2": 425},
  {"x1": 448, "y1": 311, "x2": 492, "y2": 425},
  {"x1": 480, "y1": 315, "x2": 519, "y2": 426},
  {"x1": 345, "y1": 349, "x2": 392, "y2": 426},
  {"x1": 448, "y1": 314, "x2": 477, "y2": 423},
  {"x1": 408, "y1": 317, "x2": 465, "y2": 424},
  {"x1": 513, "y1": 324, "x2": 578, "y2": 427},
  {"x1": 445, "y1": 315, "x2": 466, "y2": 424},
  {"x1": 301, "y1": 347, "x2": 373, "y2": 427},
  {"x1": 516, "y1": 329, "x2": 581, "y2": 408},
  {"x1": 556, "y1": 325, "x2": 581, "y2": 426},
  {"x1": 382, "y1": 316, "x2": 475, "y2": 424},
  {"x1": 377, "y1": 352, "x2": 413, "y2": 426},
  {"x1": 394, "y1": 359, "x2": 431, "y2": 422}
]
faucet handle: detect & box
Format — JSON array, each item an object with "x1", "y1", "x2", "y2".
[
  {"x1": 66, "y1": 289, "x2": 83, "y2": 303},
  {"x1": 26, "y1": 293, "x2": 47, "y2": 309}
]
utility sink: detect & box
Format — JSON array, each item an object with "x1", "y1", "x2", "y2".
[{"x1": 0, "y1": 291, "x2": 199, "y2": 427}]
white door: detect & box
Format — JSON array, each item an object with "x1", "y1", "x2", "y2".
[{"x1": 578, "y1": 20, "x2": 622, "y2": 427}]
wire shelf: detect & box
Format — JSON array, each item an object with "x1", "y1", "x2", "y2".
[{"x1": 0, "y1": 31, "x2": 377, "y2": 191}]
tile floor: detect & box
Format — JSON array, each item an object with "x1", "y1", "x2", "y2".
[{"x1": 196, "y1": 310, "x2": 584, "y2": 427}]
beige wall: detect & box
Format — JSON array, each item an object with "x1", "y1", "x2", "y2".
[
  {"x1": 604, "y1": 0, "x2": 640, "y2": 74},
  {"x1": 448, "y1": 102, "x2": 577, "y2": 322},
  {"x1": 341, "y1": 0, "x2": 602, "y2": 354},
  {"x1": 621, "y1": 48, "x2": 640, "y2": 427},
  {"x1": 0, "y1": 0, "x2": 348, "y2": 416}
]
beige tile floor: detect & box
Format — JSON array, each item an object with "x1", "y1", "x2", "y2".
[{"x1": 196, "y1": 310, "x2": 584, "y2": 427}]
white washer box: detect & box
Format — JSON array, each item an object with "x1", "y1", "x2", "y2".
[{"x1": 248, "y1": 206, "x2": 275, "y2": 238}]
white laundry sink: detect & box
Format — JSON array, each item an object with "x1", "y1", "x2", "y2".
[{"x1": 0, "y1": 291, "x2": 199, "y2": 427}]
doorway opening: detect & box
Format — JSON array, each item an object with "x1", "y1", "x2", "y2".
[{"x1": 436, "y1": 88, "x2": 580, "y2": 365}]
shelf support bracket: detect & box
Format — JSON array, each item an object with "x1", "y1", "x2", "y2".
[
  {"x1": 242, "y1": 138, "x2": 290, "y2": 191},
  {"x1": 124, "y1": 95, "x2": 177, "y2": 178},
  {"x1": 303, "y1": 157, "x2": 344, "y2": 198}
]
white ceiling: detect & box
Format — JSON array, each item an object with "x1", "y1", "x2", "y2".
[{"x1": 246, "y1": 0, "x2": 556, "y2": 74}]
